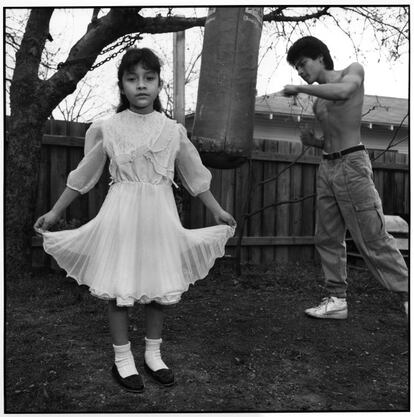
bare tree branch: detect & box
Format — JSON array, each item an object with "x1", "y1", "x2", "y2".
[
  {"x1": 264, "y1": 7, "x2": 331, "y2": 22},
  {"x1": 347, "y1": 6, "x2": 408, "y2": 40},
  {"x1": 184, "y1": 52, "x2": 202, "y2": 84}
]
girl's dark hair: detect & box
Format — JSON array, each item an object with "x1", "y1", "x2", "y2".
[
  {"x1": 116, "y1": 47, "x2": 163, "y2": 113},
  {"x1": 287, "y1": 36, "x2": 334, "y2": 70}
]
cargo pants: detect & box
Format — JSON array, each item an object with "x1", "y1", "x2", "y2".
[{"x1": 315, "y1": 149, "x2": 408, "y2": 299}]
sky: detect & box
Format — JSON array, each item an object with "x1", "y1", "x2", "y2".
[{"x1": 4, "y1": 6, "x2": 409, "y2": 121}]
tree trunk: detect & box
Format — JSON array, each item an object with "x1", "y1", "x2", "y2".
[{"x1": 6, "y1": 110, "x2": 45, "y2": 278}]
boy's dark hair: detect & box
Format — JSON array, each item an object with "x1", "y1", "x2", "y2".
[
  {"x1": 287, "y1": 36, "x2": 334, "y2": 70},
  {"x1": 116, "y1": 47, "x2": 163, "y2": 113}
]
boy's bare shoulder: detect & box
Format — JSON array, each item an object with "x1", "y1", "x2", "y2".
[{"x1": 343, "y1": 62, "x2": 364, "y2": 75}]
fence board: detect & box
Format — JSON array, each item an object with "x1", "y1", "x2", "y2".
[
  {"x1": 220, "y1": 168, "x2": 236, "y2": 256},
  {"x1": 262, "y1": 141, "x2": 278, "y2": 263},
  {"x1": 383, "y1": 151, "x2": 397, "y2": 214},
  {"x1": 49, "y1": 146, "x2": 68, "y2": 219},
  {"x1": 35, "y1": 146, "x2": 49, "y2": 219},
  {"x1": 403, "y1": 158, "x2": 409, "y2": 216},
  {"x1": 234, "y1": 161, "x2": 251, "y2": 262},
  {"x1": 289, "y1": 142, "x2": 304, "y2": 260},
  {"x1": 221, "y1": 168, "x2": 235, "y2": 213},
  {"x1": 68, "y1": 147, "x2": 88, "y2": 222},
  {"x1": 274, "y1": 141, "x2": 290, "y2": 263},
  {"x1": 301, "y1": 146, "x2": 317, "y2": 260},
  {"x1": 248, "y1": 160, "x2": 263, "y2": 263},
  {"x1": 394, "y1": 153, "x2": 406, "y2": 217},
  {"x1": 189, "y1": 186, "x2": 205, "y2": 229},
  {"x1": 66, "y1": 119, "x2": 87, "y2": 222}
]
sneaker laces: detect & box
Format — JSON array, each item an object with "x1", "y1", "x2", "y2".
[
  {"x1": 320, "y1": 297, "x2": 331, "y2": 305},
  {"x1": 316, "y1": 297, "x2": 336, "y2": 311}
]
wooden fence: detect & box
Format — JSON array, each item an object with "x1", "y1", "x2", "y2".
[
  {"x1": 192, "y1": 140, "x2": 409, "y2": 264},
  {"x1": 24, "y1": 119, "x2": 409, "y2": 267}
]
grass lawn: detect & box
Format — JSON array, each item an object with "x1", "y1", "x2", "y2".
[{"x1": 5, "y1": 261, "x2": 408, "y2": 412}]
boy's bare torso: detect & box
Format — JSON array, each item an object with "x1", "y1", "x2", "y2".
[{"x1": 313, "y1": 66, "x2": 364, "y2": 153}]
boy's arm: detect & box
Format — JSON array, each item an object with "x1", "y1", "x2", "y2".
[
  {"x1": 300, "y1": 130, "x2": 325, "y2": 149},
  {"x1": 283, "y1": 63, "x2": 364, "y2": 100}
]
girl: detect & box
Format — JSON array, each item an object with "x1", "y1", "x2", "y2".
[{"x1": 34, "y1": 47, "x2": 236, "y2": 393}]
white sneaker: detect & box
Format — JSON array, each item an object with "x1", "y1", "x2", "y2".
[{"x1": 305, "y1": 296, "x2": 348, "y2": 319}]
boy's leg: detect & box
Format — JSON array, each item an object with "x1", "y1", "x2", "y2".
[
  {"x1": 338, "y1": 152, "x2": 408, "y2": 296},
  {"x1": 305, "y1": 162, "x2": 349, "y2": 319},
  {"x1": 314, "y1": 162, "x2": 348, "y2": 298}
]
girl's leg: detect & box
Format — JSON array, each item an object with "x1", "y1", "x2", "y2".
[
  {"x1": 144, "y1": 302, "x2": 174, "y2": 386},
  {"x1": 108, "y1": 300, "x2": 139, "y2": 379},
  {"x1": 144, "y1": 301, "x2": 164, "y2": 339},
  {"x1": 108, "y1": 300, "x2": 129, "y2": 345}
]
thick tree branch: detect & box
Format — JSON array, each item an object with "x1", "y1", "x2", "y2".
[
  {"x1": 133, "y1": 14, "x2": 206, "y2": 33},
  {"x1": 13, "y1": 8, "x2": 53, "y2": 83},
  {"x1": 10, "y1": 8, "x2": 54, "y2": 118}
]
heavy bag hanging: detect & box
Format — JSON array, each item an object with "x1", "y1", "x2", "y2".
[{"x1": 192, "y1": 7, "x2": 263, "y2": 169}]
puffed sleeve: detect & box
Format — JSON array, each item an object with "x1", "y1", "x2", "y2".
[
  {"x1": 66, "y1": 120, "x2": 107, "y2": 194},
  {"x1": 175, "y1": 124, "x2": 212, "y2": 197}
]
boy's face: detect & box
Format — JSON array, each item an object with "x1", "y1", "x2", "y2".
[{"x1": 294, "y1": 55, "x2": 324, "y2": 84}]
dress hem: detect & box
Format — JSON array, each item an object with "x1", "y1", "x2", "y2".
[{"x1": 42, "y1": 225, "x2": 234, "y2": 307}]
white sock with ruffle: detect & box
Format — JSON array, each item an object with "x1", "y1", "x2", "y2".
[
  {"x1": 113, "y1": 341, "x2": 138, "y2": 378},
  {"x1": 144, "y1": 337, "x2": 168, "y2": 371}
]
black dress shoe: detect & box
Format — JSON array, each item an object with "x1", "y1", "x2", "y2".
[
  {"x1": 144, "y1": 362, "x2": 175, "y2": 387},
  {"x1": 111, "y1": 365, "x2": 144, "y2": 393}
]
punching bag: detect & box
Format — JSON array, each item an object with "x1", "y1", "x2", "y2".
[{"x1": 192, "y1": 7, "x2": 263, "y2": 169}]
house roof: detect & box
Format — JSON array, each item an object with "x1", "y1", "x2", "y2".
[{"x1": 255, "y1": 93, "x2": 409, "y2": 128}]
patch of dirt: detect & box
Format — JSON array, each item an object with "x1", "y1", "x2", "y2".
[{"x1": 5, "y1": 261, "x2": 408, "y2": 412}]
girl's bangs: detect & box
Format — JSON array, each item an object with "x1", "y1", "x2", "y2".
[{"x1": 123, "y1": 50, "x2": 161, "y2": 74}]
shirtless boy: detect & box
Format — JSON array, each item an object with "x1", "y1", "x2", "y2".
[{"x1": 282, "y1": 36, "x2": 408, "y2": 319}]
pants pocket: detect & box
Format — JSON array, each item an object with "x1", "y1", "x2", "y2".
[
  {"x1": 354, "y1": 200, "x2": 387, "y2": 243},
  {"x1": 345, "y1": 152, "x2": 372, "y2": 178}
]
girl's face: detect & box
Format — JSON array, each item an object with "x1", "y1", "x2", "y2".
[{"x1": 121, "y1": 63, "x2": 162, "y2": 114}]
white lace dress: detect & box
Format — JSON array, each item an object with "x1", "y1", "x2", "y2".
[{"x1": 42, "y1": 109, "x2": 235, "y2": 306}]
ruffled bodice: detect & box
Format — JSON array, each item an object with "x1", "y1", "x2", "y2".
[{"x1": 67, "y1": 109, "x2": 212, "y2": 196}]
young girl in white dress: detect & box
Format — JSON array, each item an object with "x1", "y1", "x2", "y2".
[{"x1": 34, "y1": 47, "x2": 236, "y2": 393}]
